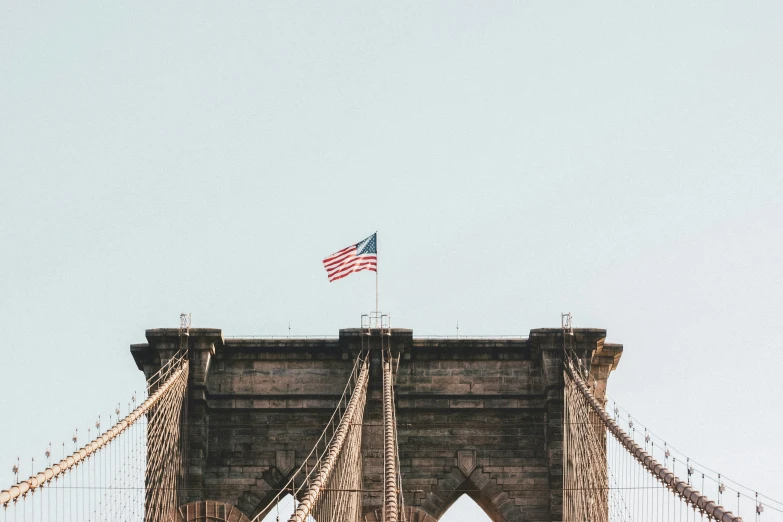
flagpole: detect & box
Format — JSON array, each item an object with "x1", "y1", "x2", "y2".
[{"x1": 375, "y1": 231, "x2": 379, "y2": 323}]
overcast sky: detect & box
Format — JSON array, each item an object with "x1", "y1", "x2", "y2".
[{"x1": 2, "y1": 3, "x2": 782, "y2": 520}]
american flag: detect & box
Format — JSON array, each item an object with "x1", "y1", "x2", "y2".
[{"x1": 322, "y1": 233, "x2": 377, "y2": 282}]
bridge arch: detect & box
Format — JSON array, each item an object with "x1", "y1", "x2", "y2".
[
  {"x1": 440, "y1": 494, "x2": 493, "y2": 522},
  {"x1": 235, "y1": 466, "x2": 290, "y2": 521},
  {"x1": 360, "y1": 466, "x2": 517, "y2": 522},
  {"x1": 252, "y1": 494, "x2": 310, "y2": 522},
  {"x1": 418, "y1": 466, "x2": 517, "y2": 522}
]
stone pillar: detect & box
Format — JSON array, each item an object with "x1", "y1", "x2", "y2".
[
  {"x1": 130, "y1": 328, "x2": 224, "y2": 506},
  {"x1": 529, "y1": 328, "x2": 609, "y2": 520},
  {"x1": 183, "y1": 329, "x2": 223, "y2": 505}
]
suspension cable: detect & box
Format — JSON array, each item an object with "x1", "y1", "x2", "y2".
[
  {"x1": 0, "y1": 352, "x2": 188, "y2": 507},
  {"x1": 565, "y1": 355, "x2": 742, "y2": 522}
]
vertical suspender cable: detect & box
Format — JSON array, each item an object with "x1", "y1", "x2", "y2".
[
  {"x1": 565, "y1": 358, "x2": 743, "y2": 522},
  {"x1": 287, "y1": 355, "x2": 369, "y2": 522},
  {"x1": 382, "y1": 344, "x2": 398, "y2": 522}
]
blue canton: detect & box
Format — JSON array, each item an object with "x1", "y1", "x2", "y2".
[{"x1": 357, "y1": 233, "x2": 377, "y2": 255}]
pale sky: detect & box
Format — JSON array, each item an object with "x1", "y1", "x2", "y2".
[{"x1": 2, "y1": 2, "x2": 782, "y2": 520}]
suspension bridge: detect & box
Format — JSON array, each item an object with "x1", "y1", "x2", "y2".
[{"x1": 2, "y1": 314, "x2": 780, "y2": 522}]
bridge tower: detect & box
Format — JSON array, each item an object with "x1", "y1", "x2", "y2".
[{"x1": 130, "y1": 325, "x2": 622, "y2": 522}]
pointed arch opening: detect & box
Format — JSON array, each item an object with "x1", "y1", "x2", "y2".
[
  {"x1": 439, "y1": 494, "x2": 494, "y2": 522},
  {"x1": 256, "y1": 494, "x2": 315, "y2": 522}
]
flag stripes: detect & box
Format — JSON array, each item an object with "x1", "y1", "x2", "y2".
[{"x1": 323, "y1": 233, "x2": 377, "y2": 282}]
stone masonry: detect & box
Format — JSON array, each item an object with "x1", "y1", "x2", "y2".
[{"x1": 131, "y1": 327, "x2": 622, "y2": 522}]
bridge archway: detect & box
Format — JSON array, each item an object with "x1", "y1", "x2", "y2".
[
  {"x1": 255, "y1": 494, "x2": 320, "y2": 522},
  {"x1": 235, "y1": 467, "x2": 289, "y2": 521},
  {"x1": 420, "y1": 466, "x2": 515, "y2": 522},
  {"x1": 255, "y1": 494, "x2": 294, "y2": 522},
  {"x1": 440, "y1": 494, "x2": 493, "y2": 522}
]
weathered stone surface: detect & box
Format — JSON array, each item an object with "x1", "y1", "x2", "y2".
[{"x1": 131, "y1": 326, "x2": 622, "y2": 522}]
